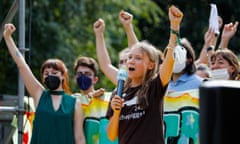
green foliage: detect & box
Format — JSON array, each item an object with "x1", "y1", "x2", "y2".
[
  {"x1": 0, "y1": 0, "x2": 163, "y2": 94},
  {"x1": 1, "y1": 0, "x2": 240, "y2": 95}
]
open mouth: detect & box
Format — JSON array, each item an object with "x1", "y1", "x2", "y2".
[{"x1": 129, "y1": 67, "x2": 135, "y2": 71}]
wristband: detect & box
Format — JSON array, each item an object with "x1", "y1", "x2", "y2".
[
  {"x1": 170, "y1": 29, "x2": 181, "y2": 44},
  {"x1": 170, "y1": 29, "x2": 180, "y2": 37}
]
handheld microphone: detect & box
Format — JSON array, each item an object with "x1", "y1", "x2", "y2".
[{"x1": 116, "y1": 65, "x2": 128, "y2": 98}]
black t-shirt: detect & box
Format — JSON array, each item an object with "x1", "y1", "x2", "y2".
[{"x1": 106, "y1": 75, "x2": 167, "y2": 144}]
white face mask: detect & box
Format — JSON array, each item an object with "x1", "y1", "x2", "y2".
[
  {"x1": 173, "y1": 45, "x2": 187, "y2": 73},
  {"x1": 173, "y1": 62, "x2": 186, "y2": 73},
  {"x1": 210, "y1": 68, "x2": 229, "y2": 80}
]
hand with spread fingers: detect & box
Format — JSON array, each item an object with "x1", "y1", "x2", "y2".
[{"x1": 219, "y1": 21, "x2": 239, "y2": 48}]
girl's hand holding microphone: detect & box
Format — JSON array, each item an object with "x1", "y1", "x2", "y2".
[{"x1": 111, "y1": 95, "x2": 124, "y2": 113}]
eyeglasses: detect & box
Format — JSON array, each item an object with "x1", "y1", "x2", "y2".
[{"x1": 76, "y1": 71, "x2": 94, "y2": 77}]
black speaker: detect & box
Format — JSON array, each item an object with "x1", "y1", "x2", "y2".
[{"x1": 199, "y1": 80, "x2": 240, "y2": 144}]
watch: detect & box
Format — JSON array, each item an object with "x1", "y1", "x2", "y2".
[{"x1": 206, "y1": 46, "x2": 214, "y2": 52}]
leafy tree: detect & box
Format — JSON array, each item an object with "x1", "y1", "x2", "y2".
[
  {"x1": 0, "y1": 0, "x2": 163, "y2": 94},
  {"x1": 1, "y1": 0, "x2": 240, "y2": 95}
]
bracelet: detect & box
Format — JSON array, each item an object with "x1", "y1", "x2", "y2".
[
  {"x1": 170, "y1": 29, "x2": 181, "y2": 44},
  {"x1": 170, "y1": 29, "x2": 180, "y2": 37}
]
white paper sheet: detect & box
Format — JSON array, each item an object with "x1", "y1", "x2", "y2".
[{"x1": 209, "y1": 4, "x2": 219, "y2": 35}]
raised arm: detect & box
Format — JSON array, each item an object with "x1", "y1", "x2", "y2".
[
  {"x1": 3, "y1": 23, "x2": 44, "y2": 107},
  {"x1": 119, "y1": 10, "x2": 139, "y2": 48},
  {"x1": 93, "y1": 19, "x2": 118, "y2": 85},
  {"x1": 195, "y1": 16, "x2": 223, "y2": 66},
  {"x1": 160, "y1": 5, "x2": 183, "y2": 87},
  {"x1": 195, "y1": 28, "x2": 217, "y2": 66},
  {"x1": 218, "y1": 21, "x2": 239, "y2": 49}
]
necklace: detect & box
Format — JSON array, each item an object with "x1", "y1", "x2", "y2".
[{"x1": 50, "y1": 91, "x2": 64, "y2": 95}]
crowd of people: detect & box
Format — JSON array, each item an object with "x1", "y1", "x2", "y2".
[{"x1": 3, "y1": 3, "x2": 240, "y2": 144}]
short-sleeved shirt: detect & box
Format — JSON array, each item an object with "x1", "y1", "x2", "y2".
[
  {"x1": 168, "y1": 73, "x2": 203, "y2": 92},
  {"x1": 106, "y1": 74, "x2": 167, "y2": 144},
  {"x1": 165, "y1": 73, "x2": 202, "y2": 144},
  {"x1": 73, "y1": 92, "x2": 112, "y2": 118},
  {"x1": 73, "y1": 92, "x2": 117, "y2": 144},
  {"x1": 30, "y1": 90, "x2": 76, "y2": 144}
]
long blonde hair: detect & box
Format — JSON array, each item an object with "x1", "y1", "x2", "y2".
[{"x1": 125, "y1": 41, "x2": 158, "y2": 108}]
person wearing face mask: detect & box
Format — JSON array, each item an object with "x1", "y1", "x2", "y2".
[
  {"x1": 165, "y1": 38, "x2": 204, "y2": 92},
  {"x1": 72, "y1": 56, "x2": 116, "y2": 144},
  {"x1": 163, "y1": 38, "x2": 203, "y2": 144},
  {"x1": 3, "y1": 23, "x2": 86, "y2": 144},
  {"x1": 210, "y1": 48, "x2": 240, "y2": 80},
  {"x1": 208, "y1": 20, "x2": 240, "y2": 80}
]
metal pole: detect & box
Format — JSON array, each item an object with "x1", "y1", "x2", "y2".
[
  {"x1": 0, "y1": 106, "x2": 17, "y2": 112},
  {"x1": 18, "y1": 0, "x2": 25, "y2": 144}
]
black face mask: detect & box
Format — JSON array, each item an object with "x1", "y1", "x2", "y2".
[{"x1": 44, "y1": 75, "x2": 61, "y2": 90}]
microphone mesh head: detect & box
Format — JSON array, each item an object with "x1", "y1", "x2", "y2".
[{"x1": 117, "y1": 65, "x2": 128, "y2": 81}]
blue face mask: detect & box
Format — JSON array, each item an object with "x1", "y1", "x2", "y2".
[{"x1": 77, "y1": 75, "x2": 92, "y2": 90}]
